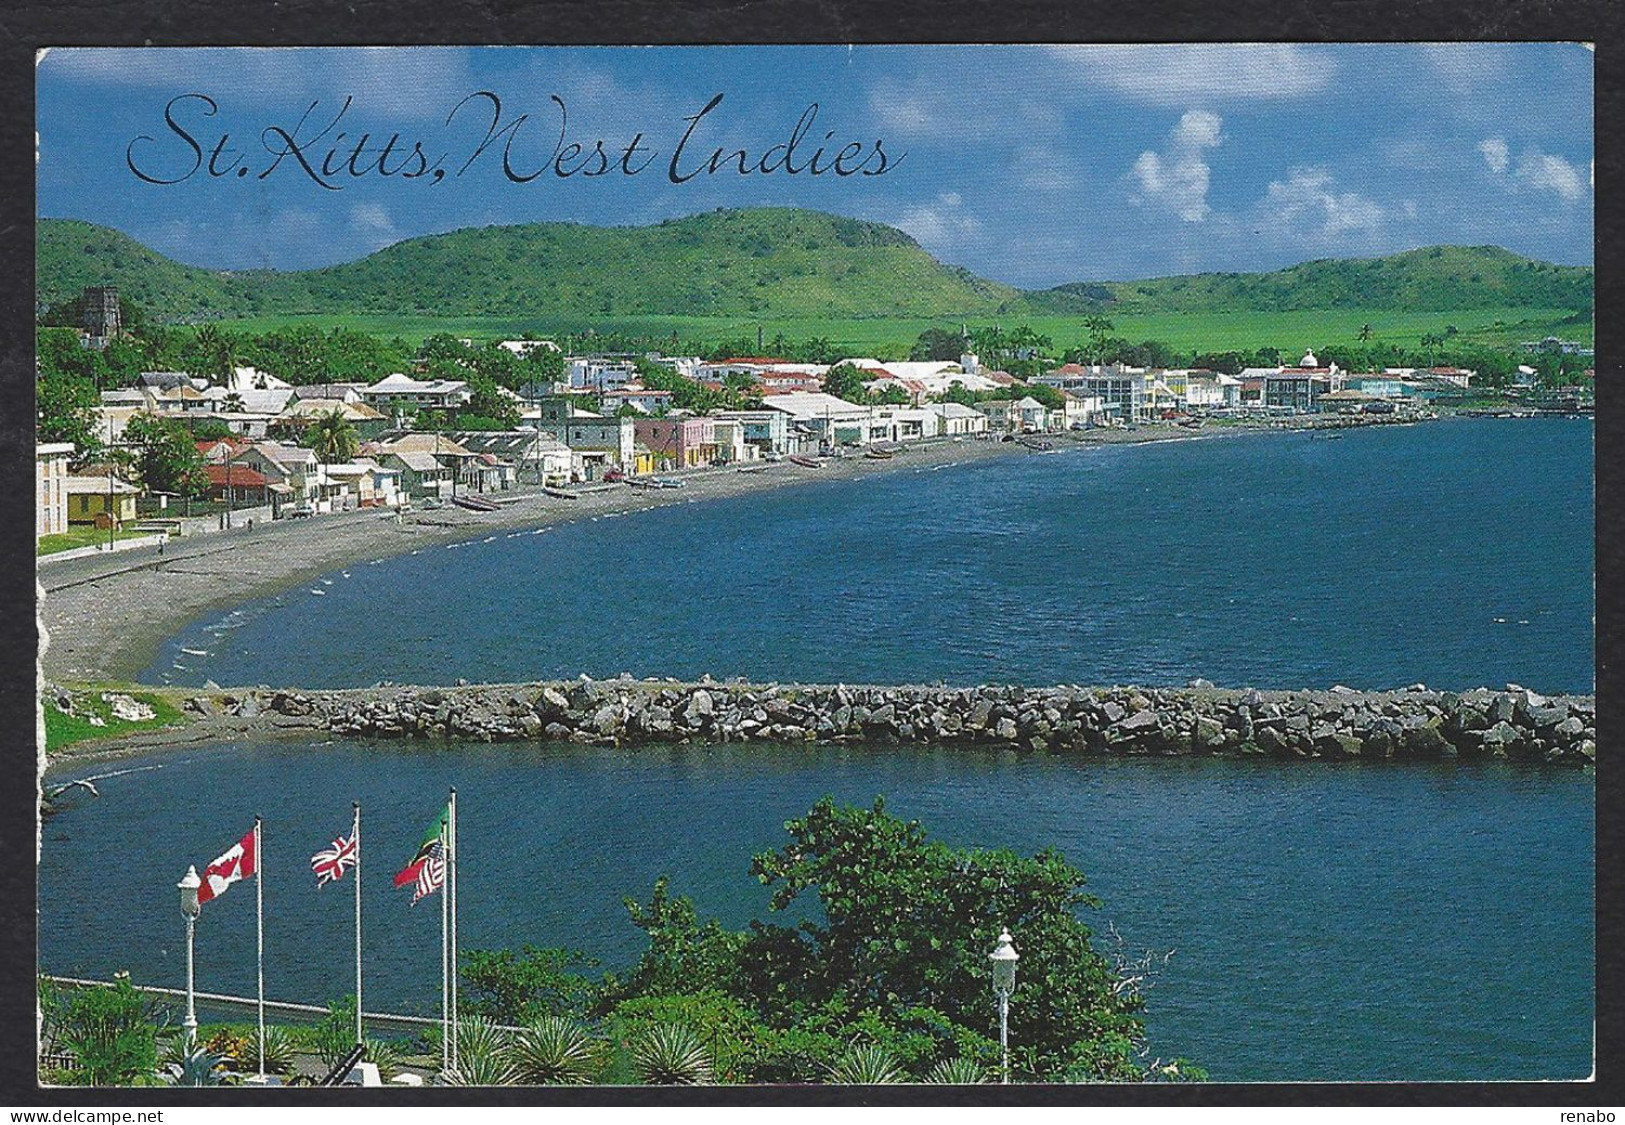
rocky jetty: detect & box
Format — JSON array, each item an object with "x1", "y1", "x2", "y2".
[{"x1": 181, "y1": 678, "x2": 1596, "y2": 766}]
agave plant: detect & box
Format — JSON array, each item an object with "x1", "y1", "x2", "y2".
[
  {"x1": 440, "y1": 1018, "x2": 518, "y2": 1086},
  {"x1": 826, "y1": 1043, "x2": 904, "y2": 1085},
  {"x1": 253, "y1": 1026, "x2": 298, "y2": 1076},
  {"x1": 631, "y1": 1023, "x2": 713, "y2": 1086},
  {"x1": 362, "y1": 1037, "x2": 406, "y2": 1082},
  {"x1": 509, "y1": 1016, "x2": 599, "y2": 1085},
  {"x1": 923, "y1": 1056, "x2": 989, "y2": 1084},
  {"x1": 164, "y1": 1044, "x2": 233, "y2": 1087}
]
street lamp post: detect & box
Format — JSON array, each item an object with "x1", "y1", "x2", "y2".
[
  {"x1": 989, "y1": 928, "x2": 1019, "y2": 1085},
  {"x1": 177, "y1": 866, "x2": 202, "y2": 1047}
]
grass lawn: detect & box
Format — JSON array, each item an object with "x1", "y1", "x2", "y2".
[
  {"x1": 212, "y1": 306, "x2": 1589, "y2": 357},
  {"x1": 42, "y1": 687, "x2": 188, "y2": 754},
  {"x1": 37, "y1": 527, "x2": 154, "y2": 557}
]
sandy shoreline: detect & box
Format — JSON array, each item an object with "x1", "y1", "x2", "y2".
[
  {"x1": 37, "y1": 416, "x2": 1423, "y2": 686},
  {"x1": 40, "y1": 436, "x2": 1025, "y2": 684}
]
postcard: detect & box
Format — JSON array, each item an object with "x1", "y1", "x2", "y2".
[{"x1": 32, "y1": 43, "x2": 1595, "y2": 1098}]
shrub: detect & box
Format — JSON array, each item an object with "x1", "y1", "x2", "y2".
[
  {"x1": 55, "y1": 975, "x2": 166, "y2": 1087},
  {"x1": 826, "y1": 1043, "x2": 904, "y2": 1085},
  {"x1": 509, "y1": 1017, "x2": 599, "y2": 1085},
  {"x1": 923, "y1": 1056, "x2": 988, "y2": 1084},
  {"x1": 630, "y1": 1023, "x2": 712, "y2": 1085}
]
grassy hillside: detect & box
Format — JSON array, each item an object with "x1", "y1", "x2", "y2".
[
  {"x1": 1033, "y1": 244, "x2": 1594, "y2": 314},
  {"x1": 38, "y1": 209, "x2": 1593, "y2": 330},
  {"x1": 38, "y1": 209, "x2": 1024, "y2": 322}
]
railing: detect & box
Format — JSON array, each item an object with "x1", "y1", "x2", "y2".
[{"x1": 40, "y1": 976, "x2": 523, "y2": 1034}]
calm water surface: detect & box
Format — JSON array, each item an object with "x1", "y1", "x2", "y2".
[
  {"x1": 145, "y1": 417, "x2": 1595, "y2": 694},
  {"x1": 39, "y1": 742, "x2": 1592, "y2": 1082},
  {"x1": 77, "y1": 417, "x2": 1595, "y2": 1082}
]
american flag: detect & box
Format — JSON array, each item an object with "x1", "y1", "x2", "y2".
[
  {"x1": 311, "y1": 831, "x2": 358, "y2": 887},
  {"x1": 413, "y1": 841, "x2": 445, "y2": 903}
]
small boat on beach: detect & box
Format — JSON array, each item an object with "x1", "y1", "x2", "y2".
[
  {"x1": 451, "y1": 494, "x2": 501, "y2": 512},
  {"x1": 542, "y1": 486, "x2": 578, "y2": 500},
  {"x1": 736, "y1": 463, "x2": 768, "y2": 473},
  {"x1": 864, "y1": 448, "x2": 894, "y2": 460},
  {"x1": 788, "y1": 455, "x2": 822, "y2": 468}
]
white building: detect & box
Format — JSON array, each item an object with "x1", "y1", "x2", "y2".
[
  {"x1": 361, "y1": 374, "x2": 473, "y2": 413},
  {"x1": 926, "y1": 402, "x2": 990, "y2": 436},
  {"x1": 760, "y1": 392, "x2": 881, "y2": 447},
  {"x1": 37, "y1": 442, "x2": 73, "y2": 538}
]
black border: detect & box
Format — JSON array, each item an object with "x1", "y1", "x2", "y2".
[{"x1": 3, "y1": 0, "x2": 1619, "y2": 1108}]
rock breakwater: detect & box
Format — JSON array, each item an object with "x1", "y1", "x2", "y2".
[{"x1": 180, "y1": 679, "x2": 1595, "y2": 765}]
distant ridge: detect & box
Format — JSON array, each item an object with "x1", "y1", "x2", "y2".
[{"x1": 36, "y1": 209, "x2": 1593, "y2": 323}]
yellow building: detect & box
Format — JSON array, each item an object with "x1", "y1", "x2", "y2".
[{"x1": 64, "y1": 475, "x2": 139, "y2": 528}]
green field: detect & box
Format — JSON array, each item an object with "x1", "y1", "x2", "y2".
[
  {"x1": 36, "y1": 527, "x2": 154, "y2": 557},
  {"x1": 208, "y1": 306, "x2": 1589, "y2": 358},
  {"x1": 42, "y1": 688, "x2": 186, "y2": 754}
]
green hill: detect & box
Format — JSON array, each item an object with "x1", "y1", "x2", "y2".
[
  {"x1": 1032, "y1": 244, "x2": 1594, "y2": 315},
  {"x1": 37, "y1": 209, "x2": 1024, "y2": 322},
  {"x1": 37, "y1": 209, "x2": 1593, "y2": 325}
]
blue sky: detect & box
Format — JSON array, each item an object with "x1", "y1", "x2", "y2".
[{"x1": 37, "y1": 44, "x2": 1593, "y2": 287}]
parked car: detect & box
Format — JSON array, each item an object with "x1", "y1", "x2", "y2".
[
  {"x1": 286, "y1": 504, "x2": 315, "y2": 519},
  {"x1": 603, "y1": 467, "x2": 626, "y2": 482}
]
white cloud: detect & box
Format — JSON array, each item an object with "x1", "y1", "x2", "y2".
[
  {"x1": 1480, "y1": 138, "x2": 1588, "y2": 201},
  {"x1": 893, "y1": 191, "x2": 982, "y2": 253},
  {"x1": 1421, "y1": 44, "x2": 1515, "y2": 92},
  {"x1": 1515, "y1": 151, "x2": 1586, "y2": 201},
  {"x1": 1129, "y1": 110, "x2": 1222, "y2": 222},
  {"x1": 1259, "y1": 166, "x2": 1386, "y2": 242},
  {"x1": 1047, "y1": 44, "x2": 1334, "y2": 104},
  {"x1": 1478, "y1": 137, "x2": 1510, "y2": 174}
]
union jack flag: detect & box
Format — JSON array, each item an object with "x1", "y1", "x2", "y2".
[{"x1": 311, "y1": 831, "x2": 358, "y2": 887}]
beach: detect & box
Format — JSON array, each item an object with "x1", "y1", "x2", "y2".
[
  {"x1": 37, "y1": 413, "x2": 1439, "y2": 687},
  {"x1": 40, "y1": 436, "x2": 1026, "y2": 684}
]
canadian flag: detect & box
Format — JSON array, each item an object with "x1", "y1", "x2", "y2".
[{"x1": 199, "y1": 827, "x2": 257, "y2": 904}]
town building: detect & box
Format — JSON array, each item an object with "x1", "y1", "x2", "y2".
[
  {"x1": 711, "y1": 409, "x2": 794, "y2": 456},
  {"x1": 360, "y1": 374, "x2": 474, "y2": 414},
  {"x1": 537, "y1": 415, "x2": 637, "y2": 477},
  {"x1": 634, "y1": 416, "x2": 717, "y2": 469},
  {"x1": 37, "y1": 443, "x2": 73, "y2": 538},
  {"x1": 81, "y1": 286, "x2": 122, "y2": 350},
  {"x1": 926, "y1": 402, "x2": 990, "y2": 437},
  {"x1": 64, "y1": 475, "x2": 138, "y2": 527},
  {"x1": 759, "y1": 392, "x2": 881, "y2": 447}
]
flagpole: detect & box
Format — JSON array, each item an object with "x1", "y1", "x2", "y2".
[
  {"x1": 254, "y1": 815, "x2": 265, "y2": 1081},
  {"x1": 440, "y1": 814, "x2": 449, "y2": 1076},
  {"x1": 353, "y1": 801, "x2": 363, "y2": 1047},
  {"x1": 449, "y1": 787, "x2": 458, "y2": 1073}
]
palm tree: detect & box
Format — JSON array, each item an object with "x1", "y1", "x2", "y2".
[
  {"x1": 190, "y1": 325, "x2": 238, "y2": 382},
  {"x1": 310, "y1": 408, "x2": 359, "y2": 465}
]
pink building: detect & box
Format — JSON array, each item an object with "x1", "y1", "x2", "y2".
[{"x1": 634, "y1": 416, "x2": 716, "y2": 470}]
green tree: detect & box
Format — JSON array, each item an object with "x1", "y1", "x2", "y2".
[
  {"x1": 741, "y1": 798, "x2": 1148, "y2": 1082},
  {"x1": 460, "y1": 946, "x2": 601, "y2": 1026},
  {"x1": 308, "y1": 408, "x2": 359, "y2": 464},
  {"x1": 187, "y1": 325, "x2": 239, "y2": 381},
  {"x1": 822, "y1": 363, "x2": 868, "y2": 403},
  {"x1": 123, "y1": 413, "x2": 207, "y2": 497},
  {"x1": 37, "y1": 366, "x2": 103, "y2": 458},
  {"x1": 911, "y1": 327, "x2": 967, "y2": 362},
  {"x1": 463, "y1": 372, "x2": 521, "y2": 428},
  {"x1": 55, "y1": 975, "x2": 167, "y2": 1087}
]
